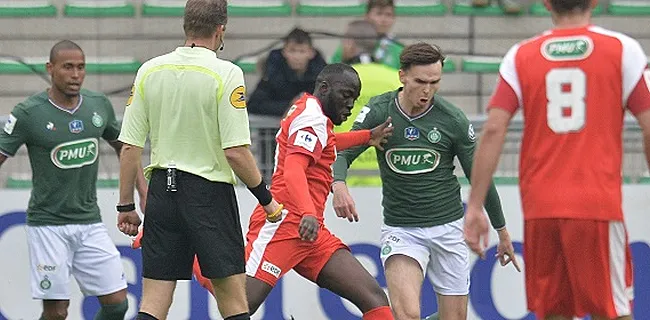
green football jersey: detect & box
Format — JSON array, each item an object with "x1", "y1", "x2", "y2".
[
  {"x1": 333, "y1": 89, "x2": 505, "y2": 228},
  {"x1": 0, "y1": 89, "x2": 120, "y2": 226},
  {"x1": 330, "y1": 37, "x2": 403, "y2": 70}
]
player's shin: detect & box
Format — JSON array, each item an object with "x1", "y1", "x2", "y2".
[
  {"x1": 363, "y1": 306, "x2": 395, "y2": 320},
  {"x1": 93, "y1": 299, "x2": 128, "y2": 320}
]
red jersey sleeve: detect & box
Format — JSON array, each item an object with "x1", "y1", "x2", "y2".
[
  {"x1": 335, "y1": 130, "x2": 371, "y2": 150},
  {"x1": 284, "y1": 152, "x2": 317, "y2": 216},
  {"x1": 626, "y1": 69, "x2": 650, "y2": 115},
  {"x1": 287, "y1": 127, "x2": 325, "y2": 164},
  {"x1": 621, "y1": 37, "x2": 650, "y2": 115},
  {"x1": 488, "y1": 44, "x2": 522, "y2": 114},
  {"x1": 488, "y1": 75, "x2": 520, "y2": 114}
]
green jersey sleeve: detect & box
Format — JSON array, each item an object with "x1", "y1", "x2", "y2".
[
  {"x1": 218, "y1": 66, "x2": 251, "y2": 149},
  {"x1": 332, "y1": 103, "x2": 382, "y2": 182},
  {"x1": 119, "y1": 70, "x2": 149, "y2": 148},
  {"x1": 453, "y1": 110, "x2": 506, "y2": 229},
  {"x1": 101, "y1": 95, "x2": 120, "y2": 141},
  {"x1": 330, "y1": 46, "x2": 343, "y2": 63},
  {"x1": 0, "y1": 106, "x2": 30, "y2": 156}
]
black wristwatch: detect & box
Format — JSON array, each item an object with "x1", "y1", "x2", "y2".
[{"x1": 116, "y1": 203, "x2": 136, "y2": 212}]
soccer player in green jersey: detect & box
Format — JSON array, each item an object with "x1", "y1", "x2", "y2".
[
  {"x1": 0, "y1": 40, "x2": 147, "y2": 320},
  {"x1": 332, "y1": 43, "x2": 520, "y2": 320}
]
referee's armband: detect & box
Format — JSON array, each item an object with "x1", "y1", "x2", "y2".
[{"x1": 248, "y1": 179, "x2": 273, "y2": 206}]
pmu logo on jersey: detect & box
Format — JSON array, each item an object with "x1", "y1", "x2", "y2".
[
  {"x1": 404, "y1": 127, "x2": 420, "y2": 141},
  {"x1": 386, "y1": 148, "x2": 441, "y2": 174},
  {"x1": 68, "y1": 120, "x2": 84, "y2": 134},
  {"x1": 541, "y1": 36, "x2": 593, "y2": 61},
  {"x1": 50, "y1": 138, "x2": 98, "y2": 169}
]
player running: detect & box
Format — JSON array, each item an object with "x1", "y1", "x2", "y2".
[
  {"x1": 331, "y1": 42, "x2": 518, "y2": 320},
  {"x1": 0, "y1": 40, "x2": 147, "y2": 320},
  {"x1": 464, "y1": 0, "x2": 650, "y2": 319}
]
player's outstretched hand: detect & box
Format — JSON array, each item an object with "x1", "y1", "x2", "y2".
[
  {"x1": 332, "y1": 181, "x2": 358, "y2": 222},
  {"x1": 369, "y1": 117, "x2": 393, "y2": 151},
  {"x1": 464, "y1": 206, "x2": 489, "y2": 259},
  {"x1": 496, "y1": 228, "x2": 521, "y2": 272},
  {"x1": 263, "y1": 199, "x2": 286, "y2": 223},
  {"x1": 299, "y1": 215, "x2": 319, "y2": 242},
  {"x1": 118, "y1": 211, "x2": 141, "y2": 236}
]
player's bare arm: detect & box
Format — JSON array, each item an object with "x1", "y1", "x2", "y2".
[
  {"x1": 332, "y1": 181, "x2": 358, "y2": 222},
  {"x1": 465, "y1": 108, "x2": 513, "y2": 258},
  {"x1": 108, "y1": 139, "x2": 148, "y2": 213},
  {"x1": 223, "y1": 145, "x2": 283, "y2": 221},
  {"x1": 117, "y1": 143, "x2": 143, "y2": 236}
]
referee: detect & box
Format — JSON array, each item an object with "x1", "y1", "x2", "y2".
[{"x1": 115, "y1": 1, "x2": 282, "y2": 320}]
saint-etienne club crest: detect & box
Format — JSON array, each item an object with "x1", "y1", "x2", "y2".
[
  {"x1": 404, "y1": 127, "x2": 420, "y2": 141},
  {"x1": 92, "y1": 112, "x2": 104, "y2": 128},
  {"x1": 427, "y1": 128, "x2": 441, "y2": 144},
  {"x1": 68, "y1": 120, "x2": 84, "y2": 134}
]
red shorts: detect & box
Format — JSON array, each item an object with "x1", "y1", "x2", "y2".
[
  {"x1": 245, "y1": 206, "x2": 349, "y2": 287},
  {"x1": 524, "y1": 219, "x2": 634, "y2": 318}
]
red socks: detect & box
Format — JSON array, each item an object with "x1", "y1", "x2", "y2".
[{"x1": 363, "y1": 306, "x2": 394, "y2": 320}]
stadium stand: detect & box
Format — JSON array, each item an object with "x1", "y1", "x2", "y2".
[{"x1": 0, "y1": 0, "x2": 649, "y2": 187}]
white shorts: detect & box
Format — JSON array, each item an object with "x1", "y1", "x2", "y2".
[
  {"x1": 380, "y1": 217, "x2": 470, "y2": 296},
  {"x1": 27, "y1": 223, "x2": 127, "y2": 300}
]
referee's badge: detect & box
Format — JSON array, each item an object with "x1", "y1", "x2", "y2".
[
  {"x1": 125, "y1": 85, "x2": 135, "y2": 106},
  {"x1": 230, "y1": 85, "x2": 247, "y2": 109}
]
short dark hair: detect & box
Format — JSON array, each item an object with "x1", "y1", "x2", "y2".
[
  {"x1": 183, "y1": 0, "x2": 227, "y2": 39},
  {"x1": 49, "y1": 40, "x2": 84, "y2": 63},
  {"x1": 399, "y1": 42, "x2": 445, "y2": 71},
  {"x1": 345, "y1": 20, "x2": 378, "y2": 54},
  {"x1": 316, "y1": 63, "x2": 359, "y2": 84},
  {"x1": 549, "y1": 0, "x2": 592, "y2": 15},
  {"x1": 366, "y1": 0, "x2": 395, "y2": 13},
  {"x1": 284, "y1": 28, "x2": 312, "y2": 46}
]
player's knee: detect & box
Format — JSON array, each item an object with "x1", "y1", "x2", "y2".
[
  {"x1": 41, "y1": 301, "x2": 69, "y2": 320},
  {"x1": 368, "y1": 284, "x2": 390, "y2": 307},
  {"x1": 41, "y1": 308, "x2": 68, "y2": 320},
  {"x1": 95, "y1": 299, "x2": 128, "y2": 320}
]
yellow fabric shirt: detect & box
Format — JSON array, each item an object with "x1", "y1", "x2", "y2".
[
  {"x1": 119, "y1": 47, "x2": 251, "y2": 184},
  {"x1": 335, "y1": 63, "x2": 401, "y2": 186}
]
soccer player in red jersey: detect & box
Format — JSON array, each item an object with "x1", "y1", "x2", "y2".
[
  {"x1": 242, "y1": 63, "x2": 395, "y2": 319},
  {"x1": 464, "y1": 0, "x2": 650, "y2": 319}
]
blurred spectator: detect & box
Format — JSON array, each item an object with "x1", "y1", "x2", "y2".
[
  {"x1": 331, "y1": 0, "x2": 402, "y2": 70},
  {"x1": 335, "y1": 20, "x2": 402, "y2": 186},
  {"x1": 472, "y1": 0, "x2": 522, "y2": 14},
  {"x1": 341, "y1": 20, "x2": 379, "y2": 65},
  {"x1": 247, "y1": 28, "x2": 327, "y2": 116}
]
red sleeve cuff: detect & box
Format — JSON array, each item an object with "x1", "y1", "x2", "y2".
[{"x1": 335, "y1": 130, "x2": 371, "y2": 151}]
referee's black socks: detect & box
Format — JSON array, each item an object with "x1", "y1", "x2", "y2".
[{"x1": 225, "y1": 312, "x2": 250, "y2": 320}]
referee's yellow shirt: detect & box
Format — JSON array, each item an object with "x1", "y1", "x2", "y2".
[{"x1": 119, "y1": 47, "x2": 251, "y2": 185}]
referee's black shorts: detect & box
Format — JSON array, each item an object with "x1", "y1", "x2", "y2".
[{"x1": 141, "y1": 169, "x2": 245, "y2": 280}]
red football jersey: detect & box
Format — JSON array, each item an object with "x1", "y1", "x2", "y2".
[
  {"x1": 269, "y1": 93, "x2": 336, "y2": 220},
  {"x1": 488, "y1": 25, "x2": 650, "y2": 221}
]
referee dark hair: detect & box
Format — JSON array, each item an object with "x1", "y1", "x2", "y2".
[{"x1": 115, "y1": 1, "x2": 283, "y2": 320}]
